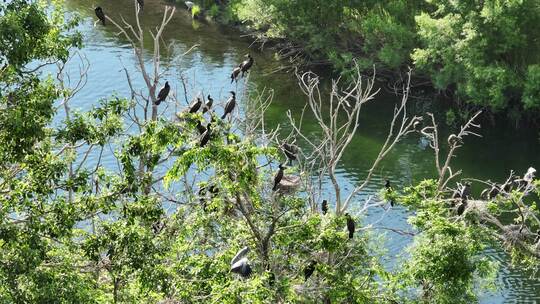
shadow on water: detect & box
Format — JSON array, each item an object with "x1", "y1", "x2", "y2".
[{"x1": 59, "y1": 0, "x2": 540, "y2": 302}]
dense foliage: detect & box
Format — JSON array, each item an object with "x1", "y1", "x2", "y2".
[
  {"x1": 194, "y1": 0, "x2": 540, "y2": 118},
  {"x1": 1, "y1": 1, "x2": 540, "y2": 303}
]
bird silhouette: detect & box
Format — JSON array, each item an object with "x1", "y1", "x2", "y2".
[
  {"x1": 231, "y1": 247, "x2": 252, "y2": 278},
  {"x1": 95, "y1": 7, "x2": 106, "y2": 26},
  {"x1": 196, "y1": 121, "x2": 207, "y2": 134},
  {"x1": 230, "y1": 65, "x2": 241, "y2": 83},
  {"x1": 303, "y1": 260, "x2": 317, "y2": 281},
  {"x1": 189, "y1": 97, "x2": 202, "y2": 113},
  {"x1": 156, "y1": 81, "x2": 170, "y2": 105},
  {"x1": 272, "y1": 164, "x2": 285, "y2": 191},
  {"x1": 457, "y1": 199, "x2": 467, "y2": 216},
  {"x1": 481, "y1": 185, "x2": 500, "y2": 200},
  {"x1": 200, "y1": 124, "x2": 211, "y2": 147},
  {"x1": 281, "y1": 142, "x2": 299, "y2": 165},
  {"x1": 385, "y1": 179, "x2": 395, "y2": 207},
  {"x1": 240, "y1": 54, "x2": 254, "y2": 77},
  {"x1": 137, "y1": 0, "x2": 144, "y2": 10},
  {"x1": 461, "y1": 182, "x2": 472, "y2": 200},
  {"x1": 346, "y1": 213, "x2": 355, "y2": 239},
  {"x1": 321, "y1": 200, "x2": 328, "y2": 215},
  {"x1": 221, "y1": 91, "x2": 236, "y2": 119},
  {"x1": 203, "y1": 95, "x2": 213, "y2": 113}
]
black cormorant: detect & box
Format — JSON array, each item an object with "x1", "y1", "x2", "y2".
[
  {"x1": 303, "y1": 260, "x2": 317, "y2": 281},
  {"x1": 461, "y1": 182, "x2": 472, "y2": 200},
  {"x1": 231, "y1": 64, "x2": 241, "y2": 83},
  {"x1": 481, "y1": 185, "x2": 500, "y2": 200},
  {"x1": 221, "y1": 91, "x2": 236, "y2": 119},
  {"x1": 200, "y1": 124, "x2": 211, "y2": 147},
  {"x1": 152, "y1": 220, "x2": 165, "y2": 234},
  {"x1": 282, "y1": 142, "x2": 299, "y2": 165},
  {"x1": 457, "y1": 199, "x2": 467, "y2": 216},
  {"x1": 156, "y1": 81, "x2": 170, "y2": 105},
  {"x1": 385, "y1": 179, "x2": 395, "y2": 207},
  {"x1": 268, "y1": 271, "x2": 275, "y2": 286},
  {"x1": 137, "y1": 0, "x2": 144, "y2": 10},
  {"x1": 272, "y1": 163, "x2": 285, "y2": 191},
  {"x1": 189, "y1": 97, "x2": 202, "y2": 113},
  {"x1": 203, "y1": 95, "x2": 213, "y2": 113},
  {"x1": 231, "y1": 247, "x2": 252, "y2": 278},
  {"x1": 489, "y1": 186, "x2": 499, "y2": 198},
  {"x1": 346, "y1": 213, "x2": 355, "y2": 239},
  {"x1": 321, "y1": 200, "x2": 328, "y2": 215},
  {"x1": 196, "y1": 121, "x2": 207, "y2": 134},
  {"x1": 198, "y1": 186, "x2": 208, "y2": 210},
  {"x1": 95, "y1": 7, "x2": 106, "y2": 26},
  {"x1": 240, "y1": 54, "x2": 254, "y2": 77}
]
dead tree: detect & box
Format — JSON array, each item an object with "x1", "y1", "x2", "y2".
[{"x1": 288, "y1": 63, "x2": 420, "y2": 215}]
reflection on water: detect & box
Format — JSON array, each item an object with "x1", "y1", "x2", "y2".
[{"x1": 57, "y1": 0, "x2": 540, "y2": 302}]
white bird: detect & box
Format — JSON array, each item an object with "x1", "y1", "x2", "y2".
[
  {"x1": 185, "y1": 1, "x2": 194, "y2": 11},
  {"x1": 524, "y1": 167, "x2": 536, "y2": 183}
]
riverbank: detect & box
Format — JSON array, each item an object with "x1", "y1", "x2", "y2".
[{"x1": 178, "y1": 0, "x2": 540, "y2": 127}]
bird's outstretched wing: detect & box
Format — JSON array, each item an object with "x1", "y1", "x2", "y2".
[{"x1": 231, "y1": 246, "x2": 249, "y2": 266}]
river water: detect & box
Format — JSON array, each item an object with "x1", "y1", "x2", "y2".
[{"x1": 61, "y1": 0, "x2": 540, "y2": 302}]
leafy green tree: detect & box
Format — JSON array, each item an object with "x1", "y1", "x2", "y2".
[
  {"x1": 2, "y1": 1, "x2": 540, "y2": 303},
  {"x1": 412, "y1": 0, "x2": 540, "y2": 115}
]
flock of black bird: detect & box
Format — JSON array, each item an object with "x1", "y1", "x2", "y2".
[
  {"x1": 231, "y1": 54, "x2": 254, "y2": 83},
  {"x1": 93, "y1": 3, "x2": 537, "y2": 284}
]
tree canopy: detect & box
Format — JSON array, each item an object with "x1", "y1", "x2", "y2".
[
  {"x1": 1, "y1": 1, "x2": 540, "y2": 303},
  {"x1": 211, "y1": 0, "x2": 540, "y2": 119}
]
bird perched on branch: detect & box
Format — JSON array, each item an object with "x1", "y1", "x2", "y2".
[
  {"x1": 230, "y1": 64, "x2": 242, "y2": 83},
  {"x1": 457, "y1": 199, "x2": 467, "y2": 216},
  {"x1": 155, "y1": 81, "x2": 170, "y2": 105},
  {"x1": 137, "y1": 0, "x2": 144, "y2": 10},
  {"x1": 200, "y1": 124, "x2": 211, "y2": 147},
  {"x1": 481, "y1": 184, "x2": 500, "y2": 200},
  {"x1": 196, "y1": 121, "x2": 206, "y2": 135},
  {"x1": 303, "y1": 260, "x2": 317, "y2": 281},
  {"x1": 461, "y1": 182, "x2": 472, "y2": 200},
  {"x1": 221, "y1": 91, "x2": 236, "y2": 119},
  {"x1": 524, "y1": 167, "x2": 536, "y2": 184},
  {"x1": 95, "y1": 7, "x2": 106, "y2": 26},
  {"x1": 189, "y1": 97, "x2": 202, "y2": 113},
  {"x1": 321, "y1": 200, "x2": 328, "y2": 215},
  {"x1": 346, "y1": 213, "x2": 355, "y2": 239},
  {"x1": 272, "y1": 164, "x2": 285, "y2": 191},
  {"x1": 240, "y1": 54, "x2": 254, "y2": 77},
  {"x1": 385, "y1": 179, "x2": 395, "y2": 207},
  {"x1": 230, "y1": 247, "x2": 252, "y2": 278},
  {"x1": 281, "y1": 142, "x2": 299, "y2": 165},
  {"x1": 203, "y1": 95, "x2": 213, "y2": 114}
]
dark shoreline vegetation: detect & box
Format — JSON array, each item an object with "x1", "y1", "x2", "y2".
[
  {"x1": 1, "y1": 0, "x2": 540, "y2": 303},
  {"x1": 185, "y1": 0, "x2": 540, "y2": 127}
]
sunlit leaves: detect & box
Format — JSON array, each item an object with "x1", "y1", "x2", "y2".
[{"x1": 413, "y1": 0, "x2": 540, "y2": 115}]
